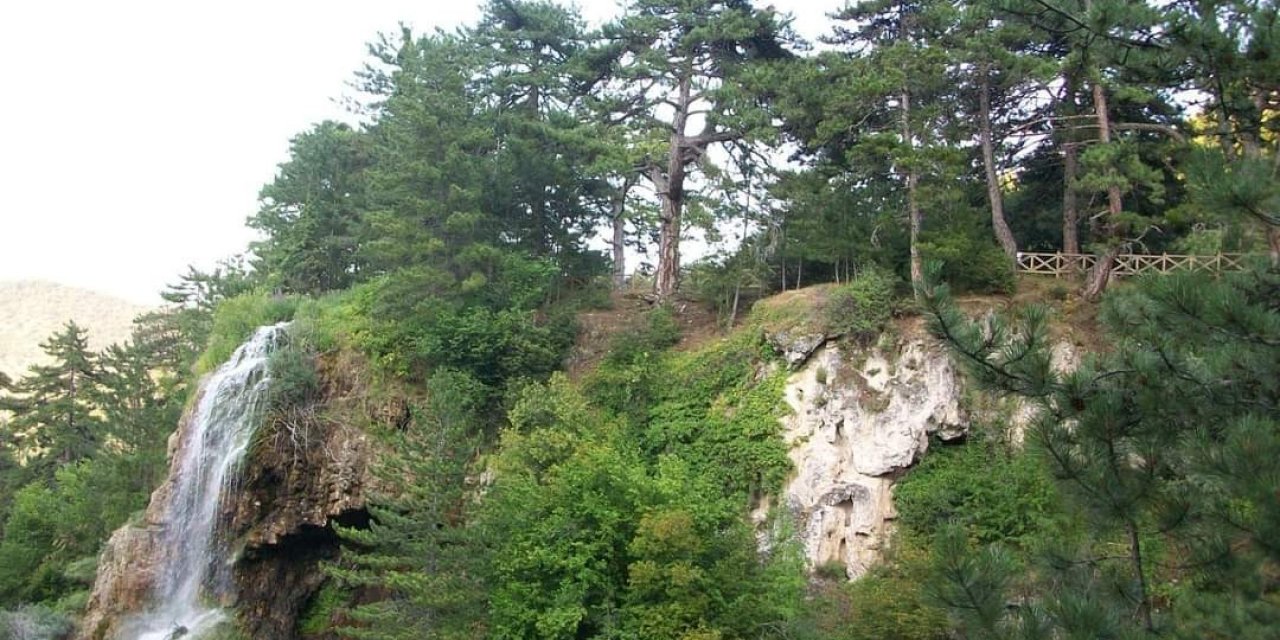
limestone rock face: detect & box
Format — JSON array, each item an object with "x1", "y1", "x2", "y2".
[
  {"x1": 78, "y1": 371, "x2": 377, "y2": 640},
  {"x1": 778, "y1": 337, "x2": 966, "y2": 579},
  {"x1": 78, "y1": 403, "x2": 201, "y2": 640},
  {"x1": 766, "y1": 330, "x2": 829, "y2": 369},
  {"x1": 78, "y1": 524, "x2": 163, "y2": 639}
]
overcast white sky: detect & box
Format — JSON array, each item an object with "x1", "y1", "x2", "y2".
[{"x1": 0, "y1": 0, "x2": 837, "y2": 304}]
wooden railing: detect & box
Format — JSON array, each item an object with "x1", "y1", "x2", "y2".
[{"x1": 1016, "y1": 252, "x2": 1248, "y2": 276}]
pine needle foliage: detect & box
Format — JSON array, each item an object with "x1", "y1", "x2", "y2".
[
  {"x1": 922, "y1": 260, "x2": 1280, "y2": 637},
  {"x1": 327, "y1": 370, "x2": 489, "y2": 640}
]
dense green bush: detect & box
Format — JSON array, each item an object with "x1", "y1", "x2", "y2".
[
  {"x1": 822, "y1": 268, "x2": 897, "y2": 341},
  {"x1": 0, "y1": 604, "x2": 74, "y2": 640},
  {"x1": 0, "y1": 463, "x2": 122, "y2": 604},
  {"x1": 644, "y1": 332, "x2": 792, "y2": 499},
  {"x1": 894, "y1": 436, "x2": 1057, "y2": 546},
  {"x1": 584, "y1": 307, "x2": 682, "y2": 422},
  {"x1": 267, "y1": 342, "x2": 321, "y2": 411},
  {"x1": 337, "y1": 267, "x2": 575, "y2": 390},
  {"x1": 485, "y1": 376, "x2": 805, "y2": 639},
  {"x1": 801, "y1": 536, "x2": 948, "y2": 640},
  {"x1": 917, "y1": 229, "x2": 1015, "y2": 295}
]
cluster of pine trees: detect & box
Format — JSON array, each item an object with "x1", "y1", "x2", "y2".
[
  {"x1": 0, "y1": 265, "x2": 250, "y2": 618},
  {"x1": 244, "y1": 0, "x2": 1280, "y2": 637},
  {"x1": 245, "y1": 0, "x2": 1277, "y2": 308}
]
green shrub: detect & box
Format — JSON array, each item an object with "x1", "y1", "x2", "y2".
[
  {"x1": 344, "y1": 269, "x2": 574, "y2": 388},
  {"x1": 894, "y1": 436, "x2": 1057, "y2": 546},
  {"x1": 823, "y1": 268, "x2": 897, "y2": 341},
  {"x1": 0, "y1": 604, "x2": 74, "y2": 640},
  {"x1": 297, "y1": 581, "x2": 348, "y2": 636},
  {"x1": 196, "y1": 293, "x2": 300, "y2": 373},
  {"x1": 607, "y1": 306, "x2": 681, "y2": 365},
  {"x1": 814, "y1": 559, "x2": 847, "y2": 581},
  {"x1": 918, "y1": 231, "x2": 1014, "y2": 295},
  {"x1": 267, "y1": 342, "x2": 320, "y2": 411},
  {"x1": 639, "y1": 330, "x2": 792, "y2": 499},
  {"x1": 585, "y1": 307, "x2": 684, "y2": 422},
  {"x1": 805, "y1": 553, "x2": 949, "y2": 640}
]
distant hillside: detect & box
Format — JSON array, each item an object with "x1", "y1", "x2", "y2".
[{"x1": 0, "y1": 281, "x2": 150, "y2": 379}]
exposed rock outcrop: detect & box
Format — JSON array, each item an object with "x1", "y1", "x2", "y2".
[
  {"x1": 775, "y1": 334, "x2": 966, "y2": 579},
  {"x1": 767, "y1": 330, "x2": 829, "y2": 369},
  {"x1": 78, "y1": 354, "x2": 380, "y2": 640},
  {"x1": 223, "y1": 408, "x2": 374, "y2": 639}
]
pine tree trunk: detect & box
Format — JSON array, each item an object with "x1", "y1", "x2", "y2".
[
  {"x1": 1127, "y1": 520, "x2": 1154, "y2": 632},
  {"x1": 1062, "y1": 141, "x2": 1081, "y2": 255},
  {"x1": 901, "y1": 87, "x2": 924, "y2": 295},
  {"x1": 1061, "y1": 72, "x2": 1081, "y2": 255},
  {"x1": 979, "y1": 62, "x2": 1016, "y2": 258},
  {"x1": 610, "y1": 182, "x2": 630, "y2": 291},
  {"x1": 653, "y1": 72, "x2": 693, "y2": 301},
  {"x1": 1083, "y1": 78, "x2": 1125, "y2": 302},
  {"x1": 655, "y1": 198, "x2": 681, "y2": 299},
  {"x1": 1083, "y1": 243, "x2": 1123, "y2": 303},
  {"x1": 728, "y1": 283, "x2": 741, "y2": 327},
  {"x1": 612, "y1": 210, "x2": 627, "y2": 291}
]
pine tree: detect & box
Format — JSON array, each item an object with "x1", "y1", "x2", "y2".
[
  {"x1": 923, "y1": 257, "x2": 1280, "y2": 635},
  {"x1": 469, "y1": 0, "x2": 604, "y2": 274},
  {"x1": 2, "y1": 323, "x2": 102, "y2": 479},
  {"x1": 250, "y1": 120, "x2": 369, "y2": 294},
  {"x1": 587, "y1": 0, "x2": 794, "y2": 299},
  {"x1": 328, "y1": 371, "x2": 488, "y2": 640}
]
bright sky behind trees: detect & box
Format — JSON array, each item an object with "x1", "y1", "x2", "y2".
[{"x1": 0, "y1": 0, "x2": 832, "y2": 303}]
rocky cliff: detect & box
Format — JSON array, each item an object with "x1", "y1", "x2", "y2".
[
  {"x1": 78, "y1": 353, "x2": 380, "y2": 640},
  {"x1": 763, "y1": 322, "x2": 967, "y2": 579}
]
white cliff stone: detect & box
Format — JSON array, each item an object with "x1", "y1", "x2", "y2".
[{"x1": 779, "y1": 337, "x2": 966, "y2": 579}]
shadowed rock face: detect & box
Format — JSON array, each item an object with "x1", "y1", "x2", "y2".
[
  {"x1": 774, "y1": 335, "x2": 967, "y2": 579},
  {"x1": 78, "y1": 351, "x2": 377, "y2": 640},
  {"x1": 222, "y1": 416, "x2": 373, "y2": 639}
]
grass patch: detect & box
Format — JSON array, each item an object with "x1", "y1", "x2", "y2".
[{"x1": 195, "y1": 293, "x2": 301, "y2": 374}]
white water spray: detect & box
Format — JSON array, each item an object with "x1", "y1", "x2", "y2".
[{"x1": 130, "y1": 323, "x2": 289, "y2": 640}]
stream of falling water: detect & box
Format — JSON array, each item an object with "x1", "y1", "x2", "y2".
[{"x1": 130, "y1": 323, "x2": 289, "y2": 640}]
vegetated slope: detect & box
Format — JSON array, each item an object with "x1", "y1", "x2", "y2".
[{"x1": 0, "y1": 281, "x2": 148, "y2": 378}]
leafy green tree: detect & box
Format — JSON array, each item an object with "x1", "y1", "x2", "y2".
[
  {"x1": 483, "y1": 375, "x2": 803, "y2": 639},
  {"x1": 0, "y1": 462, "x2": 122, "y2": 605},
  {"x1": 249, "y1": 120, "x2": 369, "y2": 294}
]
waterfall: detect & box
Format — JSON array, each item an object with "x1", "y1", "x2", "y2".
[{"x1": 130, "y1": 323, "x2": 289, "y2": 640}]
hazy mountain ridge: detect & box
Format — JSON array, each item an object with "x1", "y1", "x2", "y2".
[{"x1": 0, "y1": 281, "x2": 149, "y2": 379}]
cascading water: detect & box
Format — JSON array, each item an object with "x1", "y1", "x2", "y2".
[{"x1": 129, "y1": 323, "x2": 289, "y2": 640}]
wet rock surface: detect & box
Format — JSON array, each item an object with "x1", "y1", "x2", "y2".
[{"x1": 79, "y1": 357, "x2": 379, "y2": 640}]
